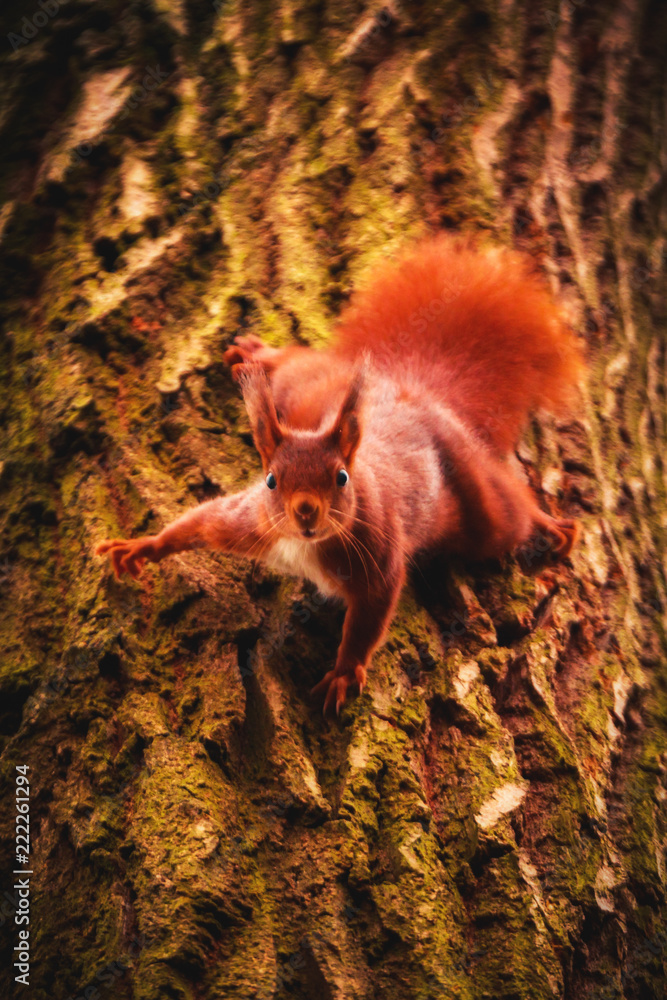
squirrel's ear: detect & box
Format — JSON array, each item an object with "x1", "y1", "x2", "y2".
[
  {"x1": 238, "y1": 365, "x2": 283, "y2": 467},
  {"x1": 330, "y1": 361, "x2": 365, "y2": 466}
]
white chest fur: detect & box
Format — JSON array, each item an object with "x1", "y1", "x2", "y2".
[{"x1": 264, "y1": 537, "x2": 341, "y2": 597}]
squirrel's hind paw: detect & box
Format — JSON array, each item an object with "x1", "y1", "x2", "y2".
[
  {"x1": 516, "y1": 517, "x2": 580, "y2": 573},
  {"x1": 223, "y1": 335, "x2": 279, "y2": 376},
  {"x1": 549, "y1": 518, "x2": 579, "y2": 560}
]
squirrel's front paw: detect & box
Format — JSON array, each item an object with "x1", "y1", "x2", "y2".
[
  {"x1": 96, "y1": 537, "x2": 158, "y2": 580},
  {"x1": 311, "y1": 663, "x2": 367, "y2": 715}
]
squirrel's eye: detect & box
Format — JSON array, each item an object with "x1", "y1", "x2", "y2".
[
  {"x1": 336, "y1": 469, "x2": 349, "y2": 487},
  {"x1": 266, "y1": 472, "x2": 277, "y2": 490}
]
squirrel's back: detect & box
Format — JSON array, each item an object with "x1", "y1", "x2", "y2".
[{"x1": 333, "y1": 236, "x2": 583, "y2": 453}]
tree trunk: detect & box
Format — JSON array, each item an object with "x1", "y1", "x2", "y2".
[{"x1": 0, "y1": 0, "x2": 666, "y2": 998}]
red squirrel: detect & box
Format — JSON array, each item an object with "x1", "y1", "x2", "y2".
[{"x1": 97, "y1": 236, "x2": 583, "y2": 713}]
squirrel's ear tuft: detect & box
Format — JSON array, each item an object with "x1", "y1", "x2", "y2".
[
  {"x1": 329, "y1": 358, "x2": 367, "y2": 466},
  {"x1": 238, "y1": 364, "x2": 283, "y2": 467}
]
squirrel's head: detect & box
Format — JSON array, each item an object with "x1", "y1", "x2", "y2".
[{"x1": 239, "y1": 364, "x2": 362, "y2": 543}]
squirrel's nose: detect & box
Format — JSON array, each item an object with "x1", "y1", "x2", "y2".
[
  {"x1": 296, "y1": 499, "x2": 317, "y2": 517},
  {"x1": 292, "y1": 493, "x2": 321, "y2": 527}
]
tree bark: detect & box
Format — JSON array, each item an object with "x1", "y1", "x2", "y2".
[{"x1": 0, "y1": 0, "x2": 666, "y2": 998}]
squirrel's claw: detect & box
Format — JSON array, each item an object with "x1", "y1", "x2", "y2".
[
  {"x1": 96, "y1": 539, "x2": 127, "y2": 556},
  {"x1": 223, "y1": 335, "x2": 267, "y2": 371},
  {"x1": 311, "y1": 669, "x2": 335, "y2": 700},
  {"x1": 96, "y1": 538, "x2": 155, "y2": 580},
  {"x1": 516, "y1": 516, "x2": 580, "y2": 574},
  {"x1": 312, "y1": 664, "x2": 367, "y2": 715},
  {"x1": 332, "y1": 676, "x2": 349, "y2": 716},
  {"x1": 233, "y1": 334, "x2": 266, "y2": 352},
  {"x1": 550, "y1": 518, "x2": 579, "y2": 560},
  {"x1": 223, "y1": 346, "x2": 246, "y2": 368}
]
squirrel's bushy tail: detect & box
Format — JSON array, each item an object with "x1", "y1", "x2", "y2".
[{"x1": 333, "y1": 236, "x2": 584, "y2": 453}]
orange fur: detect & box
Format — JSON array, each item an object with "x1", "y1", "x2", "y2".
[
  {"x1": 96, "y1": 237, "x2": 584, "y2": 714},
  {"x1": 333, "y1": 236, "x2": 583, "y2": 453}
]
